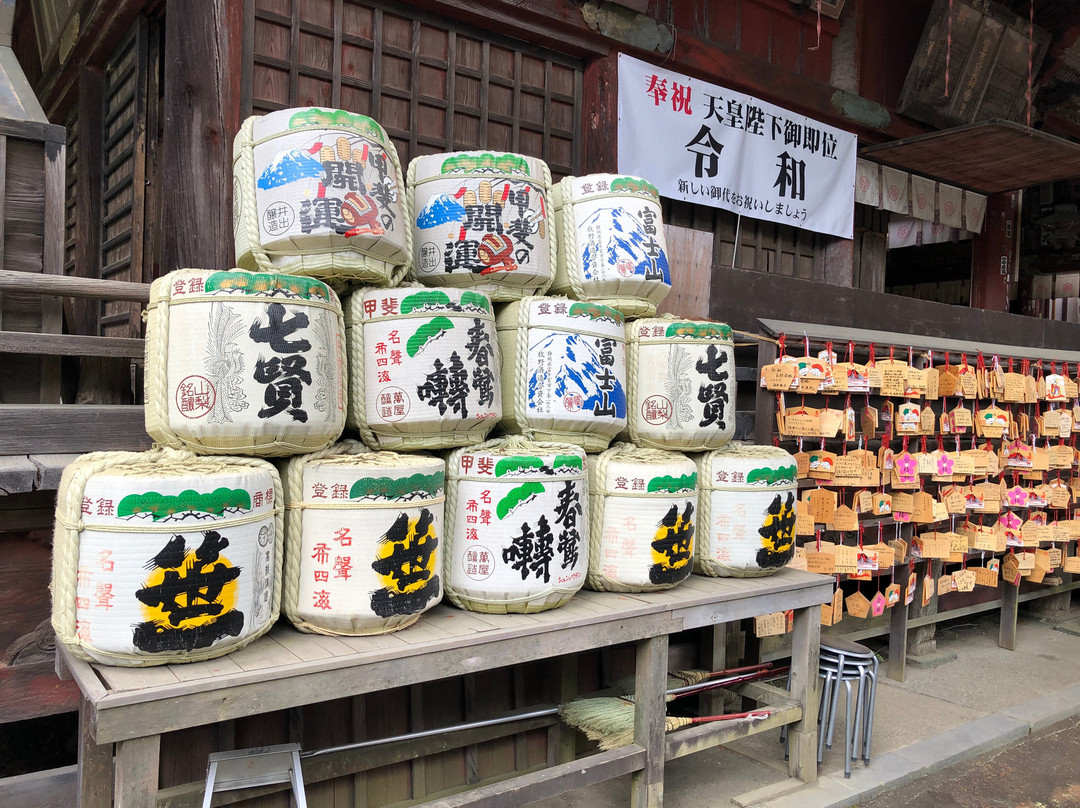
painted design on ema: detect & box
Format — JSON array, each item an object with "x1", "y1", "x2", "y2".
[
  {"x1": 204, "y1": 303, "x2": 249, "y2": 423},
  {"x1": 745, "y1": 464, "x2": 797, "y2": 486},
  {"x1": 348, "y1": 471, "x2": 444, "y2": 501},
  {"x1": 258, "y1": 129, "x2": 399, "y2": 236},
  {"x1": 370, "y1": 509, "x2": 440, "y2": 617},
  {"x1": 528, "y1": 332, "x2": 627, "y2": 419},
  {"x1": 439, "y1": 153, "x2": 531, "y2": 176},
  {"x1": 205, "y1": 271, "x2": 330, "y2": 300},
  {"x1": 117, "y1": 488, "x2": 252, "y2": 522},
  {"x1": 397, "y1": 290, "x2": 491, "y2": 314},
  {"x1": 491, "y1": 455, "x2": 583, "y2": 477},
  {"x1": 757, "y1": 493, "x2": 796, "y2": 569},
  {"x1": 664, "y1": 322, "x2": 733, "y2": 340},
  {"x1": 650, "y1": 502, "x2": 694, "y2": 585},
  {"x1": 664, "y1": 344, "x2": 694, "y2": 430},
  {"x1": 646, "y1": 473, "x2": 698, "y2": 494},
  {"x1": 578, "y1": 206, "x2": 669, "y2": 283},
  {"x1": 416, "y1": 177, "x2": 545, "y2": 277},
  {"x1": 134, "y1": 531, "x2": 244, "y2": 653}
]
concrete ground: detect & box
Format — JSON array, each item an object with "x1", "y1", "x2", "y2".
[{"x1": 533, "y1": 602, "x2": 1080, "y2": 808}]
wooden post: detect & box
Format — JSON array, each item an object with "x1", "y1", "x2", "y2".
[
  {"x1": 887, "y1": 562, "x2": 909, "y2": 681},
  {"x1": 77, "y1": 699, "x2": 113, "y2": 808},
  {"x1": 159, "y1": 0, "x2": 244, "y2": 274},
  {"x1": 581, "y1": 53, "x2": 618, "y2": 175},
  {"x1": 755, "y1": 337, "x2": 779, "y2": 446},
  {"x1": 113, "y1": 735, "x2": 160, "y2": 807},
  {"x1": 698, "y1": 624, "x2": 727, "y2": 716},
  {"x1": 999, "y1": 577, "x2": 1019, "y2": 650},
  {"x1": 970, "y1": 192, "x2": 1017, "y2": 312},
  {"x1": 631, "y1": 634, "x2": 667, "y2": 808},
  {"x1": 549, "y1": 655, "x2": 578, "y2": 766},
  {"x1": 787, "y1": 605, "x2": 819, "y2": 783}
]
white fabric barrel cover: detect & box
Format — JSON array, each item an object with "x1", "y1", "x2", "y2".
[
  {"x1": 695, "y1": 443, "x2": 798, "y2": 578},
  {"x1": 495, "y1": 296, "x2": 627, "y2": 452},
  {"x1": 586, "y1": 443, "x2": 697, "y2": 593},
  {"x1": 51, "y1": 449, "x2": 282, "y2": 666},
  {"x1": 144, "y1": 268, "x2": 346, "y2": 457},
  {"x1": 282, "y1": 442, "x2": 444, "y2": 635},
  {"x1": 233, "y1": 107, "x2": 410, "y2": 289},
  {"x1": 408, "y1": 151, "x2": 554, "y2": 301},
  {"x1": 626, "y1": 317, "x2": 736, "y2": 451},
  {"x1": 344, "y1": 285, "x2": 501, "y2": 450},
  {"x1": 550, "y1": 174, "x2": 671, "y2": 318},
  {"x1": 444, "y1": 437, "x2": 588, "y2": 613}
]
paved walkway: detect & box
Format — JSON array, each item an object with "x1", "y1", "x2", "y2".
[{"x1": 534, "y1": 602, "x2": 1080, "y2": 808}]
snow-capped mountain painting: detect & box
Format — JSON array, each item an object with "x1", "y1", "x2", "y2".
[
  {"x1": 416, "y1": 193, "x2": 467, "y2": 228},
  {"x1": 528, "y1": 333, "x2": 626, "y2": 418},
  {"x1": 258, "y1": 149, "x2": 325, "y2": 190},
  {"x1": 579, "y1": 208, "x2": 670, "y2": 283}
]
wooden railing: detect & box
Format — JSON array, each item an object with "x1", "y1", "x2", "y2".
[{"x1": 0, "y1": 269, "x2": 152, "y2": 455}]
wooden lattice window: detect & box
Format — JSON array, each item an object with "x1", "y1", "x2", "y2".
[{"x1": 246, "y1": 0, "x2": 583, "y2": 179}]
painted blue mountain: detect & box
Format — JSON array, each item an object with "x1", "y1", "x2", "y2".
[
  {"x1": 257, "y1": 149, "x2": 325, "y2": 190},
  {"x1": 579, "y1": 207, "x2": 671, "y2": 284},
  {"x1": 416, "y1": 194, "x2": 467, "y2": 228},
  {"x1": 528, "y1": 333, "x2": 626, "y2": 419}
]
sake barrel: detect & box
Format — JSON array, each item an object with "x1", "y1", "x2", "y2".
[
  {"x1": 695, "y1": 444, "x2": 798, "y2": 578},
  {"x1": 586, "y1": 443, "x2": 697, "y2": 593},
  {"x1": 626, "y1": 317, "x2": 736, "y2": 451},
  {"x1": 445, "y1": 437, "x2": 588, "y2": 613},
  {"x1": 233, "y1": 107, "x2": 410, "y2": 290},
  {"x1": 495, "y1": 297, "x2": 627, "y2": 452},
  {"x1": 344, "y1": 285, "x2": 502, "y2": 450},
  {"x1": 144, "y1": 268, "x2": 346, "y2": 457},
  {"x1": 282, "y1": 441, "x2": 444, "y2": 635},
  {"x1": 408, "y1": 151, "x2": 554, "y2": 301},
  {"x1": 51, "y1": 448, "x2": 282, "y2": 666},
  {"x1": 550, "y1": 174, "x2": 671, "y2": 318}
]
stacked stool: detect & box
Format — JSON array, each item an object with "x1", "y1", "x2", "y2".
[{"x1": 818, "y1": 636, "x2": 879, "y2": 778}]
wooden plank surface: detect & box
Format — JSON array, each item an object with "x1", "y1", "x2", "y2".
[
  {"x1": 0, "y1": 330, "x2": 144, "y2": 358},
  {"x1": 0, "y1": 269, "x2": 149, "y2": 302},
  {"x1": 664, "y1": 701, "x2": 801, "y2": 761},
  {"x1": 0, "y1": 405, "x2": 151, "y2": 453}
]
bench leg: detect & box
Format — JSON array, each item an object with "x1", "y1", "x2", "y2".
[
  {"x1": 787, "y1": 605, "x2": 819, "y2": 782},
  {"x1": 114, "y1": 734, "x2": 161, "y2": 807},
  {"x1": 631, "y1": 634, "x2": 668, "y2": 808},
  {"x1": 78, "y1": 699, "x2": 113, "y2": 808}
]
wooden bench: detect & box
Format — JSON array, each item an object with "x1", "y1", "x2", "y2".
[{"x1": 59, "y1": 569, "x2": 831, "y2": 808}]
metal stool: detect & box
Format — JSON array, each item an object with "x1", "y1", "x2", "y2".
[{"x1": 820, "y1": 636, "x2": 878, "y2": 765}]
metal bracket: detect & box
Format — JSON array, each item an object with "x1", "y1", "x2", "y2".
[{"x1": 202, "y1": 743, "x2": 307, "y2": 808}]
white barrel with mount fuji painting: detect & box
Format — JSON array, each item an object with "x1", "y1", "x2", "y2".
[
  {"x1": 695, "y1": 443, "x2": 798, "y2": 578},
  {"x1": 51, "y1": 448, "x2": 282, "y2": 666},
  {"x1": 495, "y1": 296, "x2": 627, "y2": 452},
  {"x1": 586, "y1": 444, "x2": 697, "y2": 593},
  {"x1": 233, "y1": 107, "x2": 410, "y2": 291},
  {"x1": 408, "y1": 151, "x2": 555, "y2": 301},
  {"x1": 625, "y1": 317, "x2": 736, "y2": 451},
  {"x1": 344, "y1": 285, "x2": 502, "y2": 450},
  {"x1": 144, "y1": 269, "x2": 346, "y2": 457},
  {"x1": 282, "y1": 442, "x2": 444, "y2": 636},
  {"x1": 550, "y1": 174, "x2": 671, "y2": 318},
  {"x1": 444, "y1": 437, "x2": 588, "y2": 613}
]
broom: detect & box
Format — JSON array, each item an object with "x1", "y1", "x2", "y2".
[
  {"x1": 561, "y1": 666, "x2": 788, "y2": 751},
  {"x1": 611, "y1": 661, "x2": 774, "y2": 694},
  {"x1": 591, "y1": 709, "x2": 775, "y2": 752}
]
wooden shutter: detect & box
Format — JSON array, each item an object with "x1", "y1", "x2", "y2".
[
  {"x1": 99, "y1": 17, "x2": 162, "y2": 338},
  {"x1": 246, "y1": 0, "x2": 583, "y2": 179}
]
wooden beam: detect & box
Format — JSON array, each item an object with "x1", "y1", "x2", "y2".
[
  {"x1": 0, "y1": 405, "x2": 151, "y2": 454},
  {"x1": 0, "y1": 331, "x2": 143, "y2": 359},
  {"x1": 160, "y1": 0, "x2": 244, "y2": 274},
  {"x1": 74, "y1": 68, "x2": 105, "y2": 337},
  {"x1": 0, "y1": 269, "x2": 149, "y2": 302}
]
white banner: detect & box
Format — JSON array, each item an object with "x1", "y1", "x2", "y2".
[{"x1": 617, "y1": 53, "x2": 857, "y2": 239}]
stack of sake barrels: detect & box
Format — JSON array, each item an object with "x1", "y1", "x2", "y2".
[{"x1": 52, "y1": 107, "x2": 797, "y2": 668}]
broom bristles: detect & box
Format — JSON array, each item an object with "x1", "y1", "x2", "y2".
[
  {"x1": 593, "y1": 715, "x2": 696, "y2": 751},
  {"x1": 559, "y1": 696, "x2": 637, "y2": 748}
]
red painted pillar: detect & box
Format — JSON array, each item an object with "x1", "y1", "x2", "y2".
[
  {"x1": 582, "y1": 54, "x2": 619, "y2": 175},
  {"x1": 970, "y1": 192, "x2": 1018, "y2": 312}
]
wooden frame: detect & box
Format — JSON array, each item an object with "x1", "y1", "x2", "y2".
[{"x1": 61, "y1": 571, "x2": 831, "y2": 808}]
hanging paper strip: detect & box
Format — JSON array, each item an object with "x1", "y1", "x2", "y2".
[
  {"x1": 911, "y1": 174, "x2": 937, "y2": 222},
  {"x1": 881, "y1": 166, "x2": 911, "y2": 215},
  {"x1": 855, "y1": 159, "x2": 882, "y2": 208},
  {"x1": 963, "y1": 191, "x2": 986, "y2": 234},
  {"x1": 937, "y1": 183, "x2": 964, "y2": 229}
]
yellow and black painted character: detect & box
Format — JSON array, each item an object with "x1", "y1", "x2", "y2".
[
  {"x1": 649, "y1": 502, "x2": 694, "y2": 585},
  {"x1": 370, "y1": 508, "x2": 440, "y2": 617},
  {"x1": 756, "y1": 492, "x2": 796, "y2": 569}
]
